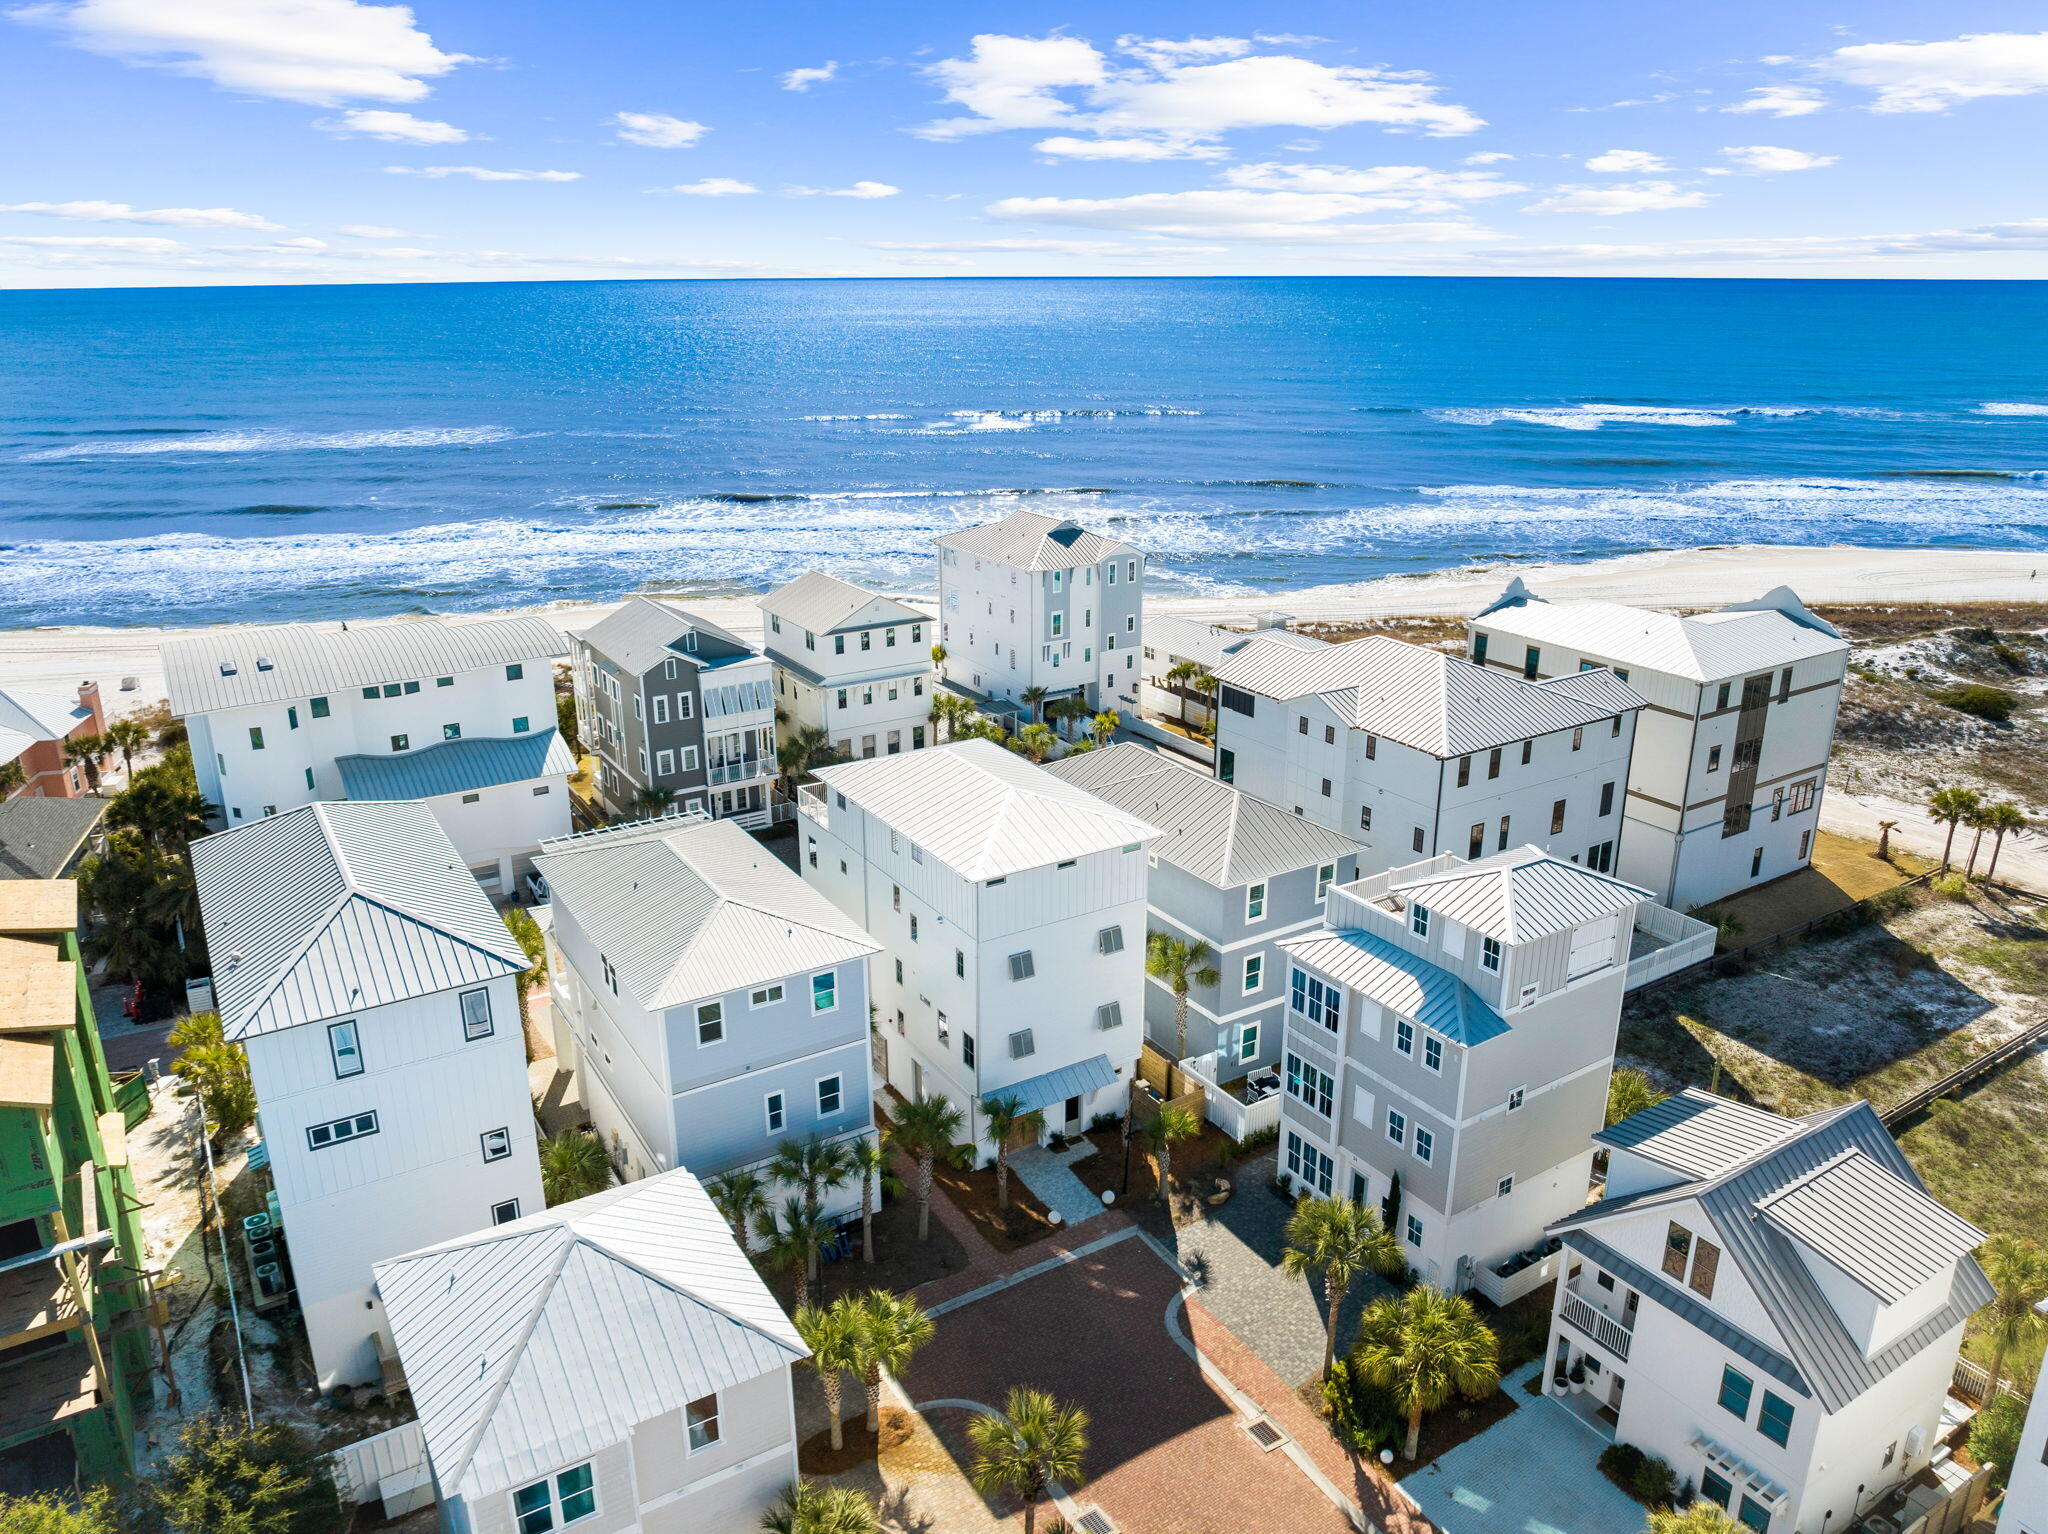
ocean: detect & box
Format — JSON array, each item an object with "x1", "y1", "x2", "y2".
[{"x1": 3, "y1": 276, "x2": 2047, "y2": 629}]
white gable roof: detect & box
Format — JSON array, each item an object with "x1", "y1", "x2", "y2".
[
  {"x1": 190, "y1": 801, "x2": 525, "y2": 1040},
  {"x1": 815, "y1": 738, "x2": 1160, "y2": 881},
  {"x1": 532, "y1": 814, "x2": 878, "y2": 1007},
  {"x1": 758, "y1": 571, "x2": 927, "y2": 634},
  {"x1": 1390, "y1": 846, "x2": 1648, "y2": 942},
  {"x1": 0, "y1": 688, "x2": 92, "y2": 762},
  {"x1": 375, "y1": 1168, "x2": 806, "y2": 1496},
  {"x1": 933, "y1": 510, "x2": 1137, "y2": 571},
  {"x1": 1472, "y1": 587, "x2": 1848, "y2": 683}
]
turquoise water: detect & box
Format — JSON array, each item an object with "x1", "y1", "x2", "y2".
[{"x1": 3, "y1": 276, "x2": 2047, "y2": 627}]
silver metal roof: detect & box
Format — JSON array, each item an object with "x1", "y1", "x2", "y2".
[
  {"x1": 1278, "y1": 927, "x2": 1508, "y2": 1046},
  {"x1": 1472, "y1": 585, "x2": 1849, "y2": 683},
  {"x1": 577, "y1": 596, "x2": 753, "y2": 677},
  {"x1": 533, "y1": 815, "x2": 878, "y2": 1008},
  {"x1": 1756, "y1": 1148, "x2": 1986, "y2": 1306},
  {"x1": 1595, "y1": 1087, "x2": 1797, "y2": 1179},
  {"x1": 1390, "y1": 847, "x2": 1649, "y2": 943},
  {"x1": 814, "y1": 739, "x2": 1161, "y2": 882},
  {"x1": 0, "y1": 688, "x2": 92, "y2": 761},
  {"x1": 1045, "y1": 743, "x2": 1362, "y2": 890},
  {"x1": 334, "y1": 728, "x2": 574, "y2": 801},
  {"x1": 758, "y1": 570, "x2": 928, "y2": 634},
  {"x1": 1143, "y1": 615, "x2": 1246, "y2": 670},
  {"x1": 163, "y1": 616, "x2": 566, "y2": 717},
  {"x1": 933, "y1": 510, "x2": 1138, "y2": 571},
  {"x1": 1557, "y1": 1097, "x2": 1993, "y2": 1411},
  {"x1": 190, "y1": 801, "x2": 526, "y2": 1040},
  {"x1": 374, "y1": 1167, "x2": 806, "y2": 1497},
  {"x1": 996, "y1": 1052, "x2": 1118, "y2": 1116},
  {"x1": 1213, "y1": 633, "x2": 1645, "y2": 757}
]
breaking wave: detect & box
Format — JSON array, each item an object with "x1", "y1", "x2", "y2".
[{"x1": 17, "y1": 426, "x2": 527, "y2": 462}]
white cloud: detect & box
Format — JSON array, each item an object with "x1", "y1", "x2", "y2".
[
  {"x1": 1712, "y1": 145, "x2": 1837, "y2": 174},
  {"x1": 657, "y1": 178, "x2": 758, "y2": 196},
  {"x1": 1725, "y1": 85, "x2": 1826, "y2": 117},
  {"x1": 0, "y1": 233, "x2": 186, "y2": 251},
  {"x1": 319, "y1": 107, "x2": 466, "y2": 142},
  {"x1": 780, "y1": 60, "x2": 837, "y2": 91},
  {"x1": 1464, "y1": 151, "x2": 1515, "y2": 164},
  {"x1": 1759, "y1": 55, "x2": 1795, "y2": 66},
  {"x1": 261, "y1": 235, "x2": 327, "y2": 249},
  {"x1": 986, "y1": 187, "x2": 1497, "y2": 245},
  {"x1": 786, "y1": 181, "x2": 899, "y2": 199},
  {"x1": 917, "y1": 31, "x2": 1481, "y2": 154},
  {"x1": 610, "y1": 111, "x2": 708, "y2": 148},
  {"x1": 891, "y1": 252, "x2": 977, "y2": 267},
  {"x1": 1521, "y1": 181, "x2": 1713, "y2": 214},
  {"x1": 1584, "y1": 149, "x2": 1667, "y2": 173},
  {"x1": 336, "y1": 223, "x2": 426, "y2": 237},
  {"x1": 1219, "y1": 162, "x2": 1523, "y2": 207},
  {"x1": 0, "y1": 199, "x2": 280, "y2": 228},
  {"x1": 384, "y1": 165, "x2": 580, "y2": 181},
  {"x1": 1033, "y1": 135, "x2": 1223, "y2": 161},
  {"x1": 1815, "y1": 30, "x2": 2048, "y2": 113},
  {"x1": 868, "y1": 237, "x2": 1160, "y2": 255},
  {"x1": 12, "y1": 0, "x2": 471, "y2": 105}
]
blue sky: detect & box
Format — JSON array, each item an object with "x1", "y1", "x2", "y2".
[{"x1": 4, "y1": 0, "x2": 2048, "y2": 286}]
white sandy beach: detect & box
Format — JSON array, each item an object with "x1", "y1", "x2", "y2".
[{"x1": 5, "y1": 543, "x2": 2047, "y2": 705}]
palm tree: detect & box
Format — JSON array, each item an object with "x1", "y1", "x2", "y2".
[
  {"x1": 103, "y1": 716, "x2": 151, "y2": 780},
  {"x1": 633, "y1": 784, "x2": 675, "y2": 819},
  {"x1": 848, "y1": 1133, "x2": 902, "y2": 1264},
  {"x1": 928, "y1": 694, "x2": 966, "y2": 743},
  {"x1": 1163, "y1": 659, "x2": 1202, "y2": 725},
  {"x1": 891, "y1": 1093, "x2": 966, "y2": 1242},
  {"x1": 931, "y1": 643, "x2": 948, "y2": 670},
  {"x1": 793, "y1": 1302, "x2": 865, "y2": 1452},
  {"x1": 64, "y1": 733, "x2": 106, "y2": 792},
  {"x1": 1980, "y1": 801, "x2": 2030, "y2": 884},
  {"x1": 1979, "y1": 1234, "x2": 2048, "y2": 1400},
  {"x1": 759, "y1": 1479, "x2": 881, "y2": 1534},
  {"x1": 1145, "y1": 931, "x2": 1218, "y2": 1061},
  {"x1": 966, "y1": 1387, "x2": 1089, "y2": 1534},
  {"x1": 1090, "y1": 711, "x2": 1120, "y2": 747},
  {"x1": 1963, "y1": 800, "x2": 1999, "y2": 877},
  {"x1": 1011, "y1": 723, "x2": 1058, "y2": 764},
  {"x1": 1648, "y1": 1505, "x2": 1743, "y2": 1534},
  {"x1": 1605, "y1": 1068, "x2": 1670, "y2": 1128},
  {"x1": 1140, "y1": 1104, "x2": 1200, "y2": 1208},
  {"x1": 1049, "y1": 695, "x2": 1094, "y2": 741},
  {"x1": 1351, "y1": 1285, "x2": 1502, "y2": 1460},
  {"x1": 1281, "y1": 1196, "x2": 1404, "y2": 1379},
  {"x1": 848, "y1": 1289, "x2": 935, "y2": 1436},
  {"x1": 1020, "y1": 685, "x2": 1049, "y2": 724},
  {"x1": 777, "y1": 724, "x2": 840, "y2": 800},
  {"x1": 1876, "y1": 819, "x2": 1900, "y2": 860},
  {"x1": 502, "y1": 906, "x2": 547, "y2": 1046},
  {"x1": 1927, "y1": 785, "x2": 1982, "y2": 873},
  {"x1": 707, "y1": 1168, "x2": 770, "y2": 1249},
  {"x1": 980, "y1": 1093, "x2": 1046, "y2": 1212},
  {"x1": 772, "y1": 1134, "x2": 856, "y2": 1284},
  {"x1": 539, "y1": 1130, "x2": 611, "y2": 1205},
  {"x1": 755, "y1": 1198, "x2": 837, "y2": 1309}
]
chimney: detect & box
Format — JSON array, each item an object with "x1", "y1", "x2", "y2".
[{"x1": 77, "y1": 681, "x2": 102, "y2": 728}]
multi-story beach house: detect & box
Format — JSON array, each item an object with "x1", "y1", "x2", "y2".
[
  {"x1": 1210, "y1": 632, "x2": 1646, "y2": 879},
  {"x1": 758, "y1": 571, "x2": 935, "y2": 760},
  {"x1": 374, "y1": 1169, "x2": 807, "y2": 1534},
  {"x1": 533, "y1": 813, "x2": 879, "y2": 1207},
  {"x1": 1997, "y1": 1334, "x2": 2048, "y2": 1534},
  {"x1": 571, "y1": 597, "x2": 778, "y2": 826},
  {"x1": 933, "y1": 511, "x2": 1144, "y2": 722},
  {"x1": 0, "y1": 880, "x2": 152, "y2": 1493},
  {"x1": 1045, "y1": 743, "x2": 1364, "y2": 1072},
  {"x1": 798, "y1": 739, "x2": 1159, "y2": 1150},
  {"x1": 1549, "y1": 1090, "x2": 1991, "y2": 1534},
  {"x1": 1468, "y1": 583, "x2": 1850, "y2": 910},
  {"x1": 189, "y1": 802, "x2": 543, "y2": 1388},
  {"x1": 0, "y1": 682, "x2": 105, "y2": 799},
  {"x1": 164, "y1": 617, "x2": 571, "y2": 899},
  {"x1": 1274, "y1": 847, "x2": 1674, "y2": 1294}
]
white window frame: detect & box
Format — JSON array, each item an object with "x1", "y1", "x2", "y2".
[
  {"x1": 1386, "y1": 1108, "x2": 1407, "y2": 1147},
  {"x1": 655, "y1": 748, "x2": 674, "y2": 776},
  {"x1": 1423, "y1": 1034, "x2": 1444, "y2": 1073},
  {"x1": 511, "y1": 1463, "x2": 597, "y2": 1534},
  {"x1": 1237, "y1": 1020, "x2": 1259, "y2": 1062},
  {"x1": 1242, "y1": 953, "x2": 1263, "y2": 994},
  {"x1": 460, "y1": 988, "x2": 493, "y2": 1040},
  {"x1": 1008, "y1": 950, "x2": 1036, "y2": 981},
  {"x1": 328, "y1": 1019, "x2": 363, "y2": 1078},
  {"x1": 811, "y1": 970, "x2": 838, "y2": 1014},
  {"x1": 1414, "y1": 1126, "x2": 1435, "y2": 1164},
  {"x1": 1245, "y1": 882, "x2": 1267, "y2": 921},
  {"x1": 680, "y1": 744, "x2": 699, "y2": 772},
  {"x1": 764, "y1": 1091, "x2": 786, "y2": 1134},
  {"x1": 1316, "y1": 863, "x2": 1336, "y2": 902},
  {"x1": 686, "y1": 1394, "x2": 721, "y2": 1452},
  {"x1": 816, "y1": 1074, "x2": 844, "y2": 1118},
  {"x1": 481, "y1": 1126, "x2": 512, "y2": 1162},
  {"x1": 493, "y1": 1198, "x2": 522, "y2": 1225},
  {"x1": 696, "y1": 1001, "x2": 724, "y2": 1046},
  {"x1": 750, "y1": 984, "x2": 785, "y2": 1008}
]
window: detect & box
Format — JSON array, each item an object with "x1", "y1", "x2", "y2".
[
  {"x1": 1359, "y1": 805, "x2": 1372, "y2": 831},
  {"x1": 1219, "y1": 685, "x2": 1256, "y2": 717},
  {"x1": 513, "y1": 716, "x2": 530, "y2": 733},
  {"x1": 1284, "y1": 1132, "x2": 1334, "y2": 1196},
  {"x1": 1243, "y1": 954, "x2": 1264, "y2": 993},
  {"x1": 310, "y1": 695, "x2": 330, "y2": 719},
  {"x1": 909, "y1": 915, "x2": 918, "y2": 941},
  {"x1": 1410, "y1": 903, "x2": 1430, "y2": 938},
  {"x1": 1008, "y1": 1028, "x2": 1036, "y2": 1059},
  {"x1": 481, "y1": 1127, "x2": 512, "y2": 1162},
  {"x1": 1758, "y1": 1390, "x2": 1793, "y2": 1447},
  {"x1": 681, "y1": 745, "x2": 699, "y2": 771},
  {"x1": 1320, "y1": 777, "x2": 1332, "y2": 798},
  {"x1": 1237, "y1": 1021, "x2": 1259, "y2": 1062},
  {"x1": 1751, "y1": 845, "x2": 1764, "y2": 876},
  {"x1": 1096, "y1": 1001, "x2": 1123, "y2": 1030},
  {"x1": 1423, "y1": 1035, "x2": 1443, "y2": 1072},
  {"x1": 1481, "y1": 936, "x2": 1502, "y2": 972},
  {"x1": 1008, "y1": 951, "x2": 1036, "y2": 981},
  {"x1": 1473, "y1": 633, "x2": 1488, "y2": 665},
  {"x1": 1663, "y1": 1220, "x2": 1694, "y2": 1278},
  {"x1": 1718, "y1": 1365, "x2": 1754, "y2": 1421},
  {"x1": 1523, "y1": 645, "x2": 1540, "y2": 680},
  {"x1": 1572, "y1": 726, "x2": 1584, "y2": 752},
  {"x1": 306, "y1": 1111, "x2": 378, "y2": 1150},
  {"x1": 751, "y1": 984, "x2": 785, "y2": 1008},
  {"x1": 765, "y1": 1092, "x2": 786, "y2": 1133},
  {"x1": 1412, "y1": 826, "x2": 1425, "y2": 853},
  {"x1": 512, "y1": 1465, "x2": 595, "y2": 1534},
  {"x1": 328, "y1": 1020, "x2": 363, "y2": 1077},
  {"x1": 1507, "y1": 1085, "x2": 1525, "y2": 1111},
  {"x1": 1457, "y1": 755, "x2": 1471, "y2": 787},
  {"x1": 1406, "y1": 1214, "x2": 1424, "y2": 1247},
  {"x1": 1395, "y1": 1018, "x2": 1415, "y2": 1056},
  {"x1": 287, "y1": 706, "x2": 299, "y2": 730},
  {"x1": 677, "y1": 692, "x2": 694, "y2": 719},
  {"x1": 1788, "y1": 778, "x2": 1816, "y2": 813},
  {"x1": 817, "y1": 1075, "x2": 843, "y2": 1117},
  {"x1": 653, "y1": 694, "x2": 669, "y2": 724},
  {"x1": 1097, "y1": 925, "x2": 1124, "y2": 955},
  {"x1": 493, "y1": 1199, "x2": 521, "y2": 1225},
  {"x1": 1414, "y1": 1126, "x2": 1434, "y2": 1163},
  {"x1": 1736, "y1": 1500, "x2": 1770, "y2": 1534},
  {"x1": 656, "y1": 748, "x2": 674, "y2": 776},
  {"x1": 1317, "y1": 863, "x2": 1336, "y2": 901},
  {"x1": 1497, "y1": 1174, "x2": 1514, "y2": 1198},
  {"x1": 1599, "y1": 781, "x2": 1615, "y2": 816},
  {"x1": 961, "y1": 1031, "x2": 975, "y2": 1067},
  {"x1": 247, "y1": 726, "x2": 265, "y2": 750},
  {"x1": 443, "y1": 722, "x2": 462, "y2": 741},
  {"x1": 1298, "y1": 715, "x2": 1310, "y2": 736},
  {"x1": 812, "y1": 971, "x2": 838, "y2": 1013},
  {"x1": 1716, "y1": 681, "x2": 1733, "y2": 711},
  {"x1": 1365, "y1": 733, "x2": 1378, "y2": 759},
  {"x1": 1520, "y1": 739, "x2": 1532, "y2": 766},
  {"x1": 1246, "y1": 883, "x2": 1266, "y2": 921},
  {"x1": 1290, "y1": 968, "x2": 1341, "y2": 1030},
  {"x1": 1468, "y1": 822, "x2": 1486, "y2": 858},
  {"x1": 1386, "y1": 1108, "x2": 1407, "y2": 1146},
  {"x1": 461, "y1": 989, "x2": 493, "y2": 1039},
  {"x1": 696, "y1": 1002, "x2": 724, "y2": 1045},
  {"x1": 1700, "y1": 1470, "x2": 1734, "y2": 1510},
  {"x1": 390, "y1": 732, "x2": 410, "y2": 752},
  {"x1": 506, "y1": 663, "x2": 525, "y2": 681},
  {"x1": 686, "y1": 1393, "x2": 721, "y2": 1450},
  {"x1": 1284, "y1": 1052, "x2": 1334, "y2": 1116}
]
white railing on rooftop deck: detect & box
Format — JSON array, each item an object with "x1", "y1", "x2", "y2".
[
  {"x1": 1624, "y1": 905, "x2": 1717, "y2": 991},
  {"x1": 1180, "y1": 1049, "x2": 1281, "y2": 1142},
  {"x1": 330, "y1": 1421, "x2": 430, "y2": 1510}
]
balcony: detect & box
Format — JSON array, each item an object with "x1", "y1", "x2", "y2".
[
  {"x1": 1625, "y1": 903, "x2": 1717, "y2": 991},
  {"x1": 1559, "y1": 1286, "x2": 1634, "y2": 1361},
  {"x1": 1179, "y1": 1049, "x2": 1281, "y2": 1142},
  {"x1": 707, "y1": 757, "x2": 771, "y2": 786},
  {"x1": 797, "y1": 783, "x2": 828, "y2": 826}
]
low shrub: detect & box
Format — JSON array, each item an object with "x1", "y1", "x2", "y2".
[
  {"x1": 1971, "y1": 1394, "x2": 2028, "y2": 1487},
  {"x1": 1599, "y1": 1441, "x2": 1679, "y2": 1505},
  {"x1": 1934, "y1": 684, "x2": 2020, "y2": 723},
  {"x1": 1932, "y1": 872, "x2": 1972, "y2": 901},
  {"x1": 1236, "y1": 1123, "x2": 1280, "y2": 1157},
  {"x1": 1323, "y1": 1360, "x2": 1405, "y2": 1456}
]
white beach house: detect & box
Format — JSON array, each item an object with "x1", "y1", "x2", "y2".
[
  {"x1": 189, "y1": 801, "x2": 542, "y2": 1388},
  {"x1": 758, "y1": 571, "x2": 935, "y2": 760},
  {"x1": 1468, "y1": 583, "x2": 1850, "y2": 909}
]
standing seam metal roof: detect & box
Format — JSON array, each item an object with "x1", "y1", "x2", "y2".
[
  {"x1": 1276, "y1": 927, "x2": 1508, "y2": 1046},
  {"x1": 576, "y1": 596, "x2": 753, "y2": 676},
  {"x1": 0, "y1": 688, "x2": 93, "y2": 761},
  {"x1": 1756, "y1": 1148, "x2": 1986, "y2": 1305},
  {"x1": 1389, "y1": 847, "x2": 1649, "y2": 943},
  {"x1": 757, "y1": 570, "x2": 929, "y2": 634},
  {"x1": 1594, "y1": 1088, "x2": 1799, "y2": 1179},
  {"x1": 932, "y1": 510, "x2": 1138, "y2": 571},
  {"x1": 1471, "y1": 588, "x2": 1849, "y2": 682},
  {"x1": 333, "y1": 729, "x2": 574, "y2": 801}
]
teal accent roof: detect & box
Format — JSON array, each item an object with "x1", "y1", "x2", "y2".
[
  {"x1": 1278, "y1": 926, "x2": 1509, "y2": 1046},
  {"x1": 995, "y1": 1053, "x2": 1119, "y2": 1116},
  {"x1": 335, "y1": 728, "x2": 573, "y2": 801}
]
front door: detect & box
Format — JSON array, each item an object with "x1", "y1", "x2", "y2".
[
  {"x1": 912, "y1": 1060, "x2": 924, "y2": 1099},
  {"x1": 1064, "y1": 1094, "x2": 1082, "y2": 1126},
  {"x1": 1350, "y1": 1170, "x2": 1368, "y2": 1206}
]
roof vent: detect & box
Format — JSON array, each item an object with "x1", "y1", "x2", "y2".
[
  {"x1": 219, "y1": 661, "x2": 238, "y2": 677},
  {"x1": 255, "y1": 656, "x2": 274, "y2": 671}
]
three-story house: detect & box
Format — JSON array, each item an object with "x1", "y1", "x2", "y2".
[{"x1": 759, "y1": 571, "x2": 935, "y2": 760}]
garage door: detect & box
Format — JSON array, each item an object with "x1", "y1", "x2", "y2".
[{"x1": 1567, "y1": 916, "x2": 1619, "y2": 978}]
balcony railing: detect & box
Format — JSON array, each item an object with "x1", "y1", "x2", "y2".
[
  {"x1": 708, "y1": 757, "x2": 771, "y2": 786},
  {"x1": 1560, "y1": 1287, "x2": 1634, "y2": 1361}
]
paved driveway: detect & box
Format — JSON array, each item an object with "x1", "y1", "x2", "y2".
[
  {"x1": 1405, "y1": 1365, "x2": 1644, "y2": 1534},
  {"x1": 902, "y1": 1233, "x2": 1357, "y2": 1534}
]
